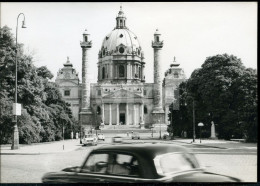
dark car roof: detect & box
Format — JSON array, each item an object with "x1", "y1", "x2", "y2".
[{"x1": 94, "y1": 143, "x2": 189, "y2": 159}]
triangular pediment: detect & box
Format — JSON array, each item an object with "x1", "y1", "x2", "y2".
[{"x1": 103, "y1": 89, "x2": 142, "y2": 99}]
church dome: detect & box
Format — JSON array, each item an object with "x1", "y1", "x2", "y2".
[
  {"x1": 99, "y1": 6, "x2": 143, "y2": 58},
  {"x1": 101, "y1": 29, "x2": 141, "y2": 55}
]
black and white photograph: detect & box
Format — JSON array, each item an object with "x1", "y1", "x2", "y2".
[{"x1": 0, "y1": 2, "x2": 257, "y2": 183}]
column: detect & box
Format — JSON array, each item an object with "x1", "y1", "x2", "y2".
[
  {"x1": 81, "y1": 45, "x2": 92, "y2": 111},
  {"x1": 134, "y1": 64, "x2": 136, "y2": 78},
  {"x1": 133, "y1": 104, "x2": 136, "y2": 125},
  {"x1": 127, "y1": 63, "x2": 130, "y2": 80},
  {"x1": 152, "y1": 29, "x2": 164, "y2": 113},
  {"x1": 126, "y1": 103, "x2": 129, "y2": 125},
  {"x1": 80, "y1": 30, "x2": 93, "y2": 129},
  {"x1": 140, "y1": 104, "x2": 144, "y2": 123},
  {"x1": 109, "y1": 104, "x2": 112, "y2": 125},
  {"x1": 141, "y1": 65, "x2": 144, "y2": 81},
  {"x1": 110, "y1": 63, "x2": 113, "y2": 79},
  {"x1": 117, "y1": 103, "x2": 119, "y2": 125},
  {"x1": 102, "y1": 103, "x2": 105, "y2": 123}
]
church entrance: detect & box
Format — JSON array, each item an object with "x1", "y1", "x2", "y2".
[{"x1": 120, "y1": 113, "x2": 125, "y2": 125}]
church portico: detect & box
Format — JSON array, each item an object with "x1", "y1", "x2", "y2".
[{"x1": 100, "y1": 90, "x2": 144, "y2": 126}]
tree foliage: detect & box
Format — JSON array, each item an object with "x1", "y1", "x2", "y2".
[
  {"x1": 171, "y1": 54, "x2": 257, "y2": 142},
  {"x1": 0, "y1": 26, "x2": 79, "y2": 144}
]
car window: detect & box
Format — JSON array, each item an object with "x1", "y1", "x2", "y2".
[
  {"x1": 108, "y1": 153, "x2": 140, "y2": 177},
  {"x1": 154, "y1": 153, "x2": 197, "y2": 175},
  {"x1": 81, "y1": 153, "x2": 109, "y2": 174}
]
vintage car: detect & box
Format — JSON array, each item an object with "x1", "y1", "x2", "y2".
[
  {"x1": 132, "y1": 132, "x2": 140, "y2": 139},
  {"x1": 112, "y1": 135, "x2": 123, "y2": 143},
  {"x1": 42, "y1": 143, "x2": 241, "y2": 183},
  {"x1": 97, "y1": 133, "x2": 105, "y2": 141},
  {"x1": 82, "y1": 134, "x2": 98, "y2": 146}
]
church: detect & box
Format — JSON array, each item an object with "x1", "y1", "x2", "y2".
[{"x1": 55, "y1": 7, "x2": 186, "y2": 132}]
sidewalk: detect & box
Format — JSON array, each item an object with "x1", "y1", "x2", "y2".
[
  {"x1": 172, "y1": 138, "x2": 257, "y2": 149},
  {"x1": 0, "y1": 139, "x2": 82, "y2": 155}
]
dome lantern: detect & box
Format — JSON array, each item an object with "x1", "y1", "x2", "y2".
[{"x1": 116, "y1": 5, "x2": 127, "y2": 29}]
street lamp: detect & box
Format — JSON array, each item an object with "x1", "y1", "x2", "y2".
[
  {"x1": 198, "y1": 122, "x2": 204, "y2": 143},
  {"x1": 192, "y1": 98, "x2": 196, "y2": 143},
  {"x1": 62, "y1": 122, "x2": 65, "y2": 150},
  {"x1": 80, "y1": 119, "x2": 82, "y2": 144},
  {"x1": 12, "y1": 13, "x2": 27, "y2": 150}
]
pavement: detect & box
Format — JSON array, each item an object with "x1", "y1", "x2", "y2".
[
  {"x1": 0, "y1": 139, "x2": 82, "y2": 155},
  {"x1": 0, "y1": 136, "x2": 257, "y2": 155}
]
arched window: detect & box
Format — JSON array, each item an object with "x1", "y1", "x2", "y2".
[
  {"x1": 157, "y1": 36, "x2": 159, "y2": 42},
  {"x1": 102, "y1": 67, "x2": 105, "y2": 79},
  {"x1": 119, "y1": 65, "x2": 125, "y2": 77},
  {"x1": 139, "y1": 67, "x2": 141, "y2": 78},
  {"x1": 97, "y1": 106, "x2": 101, "y2": 115},
  {"x1": 103, "y1": 49, "x2": 105, "y2": 56},
  {"x1": 174, "y1": 72, "x2": 179, "y2": 78},
  {"x1": 85, "y1": 36, "x2": 88, "y2": 42},
  {"x1": 144, "y1": 105, "x2": 148, "y2": 114}
]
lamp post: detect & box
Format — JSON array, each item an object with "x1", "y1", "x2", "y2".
[
  {"x1": 192, "y1": 98, "x2": 196, "y2": 143},
  {"x1": 198, "y1": 122, "x2": 204, "y2": 143},
  {"x1": 12, "y1": 13, "x2": 26, "y2": 150},
  {"x1": 62, "y1": 122, "x2": 64, "y2": 150}
]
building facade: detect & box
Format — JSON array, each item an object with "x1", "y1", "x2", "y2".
[{"x1": 55, "y1": 7, "x2": 186, "y2": 131}]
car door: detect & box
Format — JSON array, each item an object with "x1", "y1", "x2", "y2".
[
  {"x1": 66, "y1": 152, "x2": 110, "y2": 183},
  {"x1": 65, "y1": 151, "x2": 155, "y2": 183},
  {"x1": 102, "y1": 152, "x2": 150, "y2": 183}
]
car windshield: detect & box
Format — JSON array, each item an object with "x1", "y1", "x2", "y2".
[{"x1": 154, "y1": 152, "x2": 199, "y2": 175}]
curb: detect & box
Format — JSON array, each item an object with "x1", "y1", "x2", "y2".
[{"x1": 172, "y1": 140, "x2": 227, "y2": 149}]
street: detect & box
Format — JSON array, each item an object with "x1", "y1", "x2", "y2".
[{"x1": 0, "y1": 137, "x2": 257, "y2": 183}]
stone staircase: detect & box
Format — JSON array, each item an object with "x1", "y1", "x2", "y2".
[{"x1": 99, "y1": 124, "x2": 152, "y2": 133}]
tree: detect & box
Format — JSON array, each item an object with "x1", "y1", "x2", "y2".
[
  {"x1": 183, "y1": 54, "x2": 257, "y2": 141},
  {"x1": 0, "y1": 26, "x2": 77, "y2": 144}
]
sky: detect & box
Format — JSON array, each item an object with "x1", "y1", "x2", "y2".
[{"x1": 1, "y1": 2, "x2": 257, "y2": 83}]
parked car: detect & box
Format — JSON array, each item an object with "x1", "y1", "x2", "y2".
[
  {"x1": 82, "y1": 134, "x2": 98, "y2": 146},
  {"x1": 132, "y1": 132, "x2": 140, "y2": 139},
  {"x1": 112, "y1": 135, "x2": 123, "y2": 143},
  {"x1": 97, "y1": 133, "x2": 105, "y2": 141},
  {"x1": 42, "y1": 143, "x2": 241, "y2": 183}
]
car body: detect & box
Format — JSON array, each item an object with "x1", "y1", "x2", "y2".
[
  {"x1": 42, "y1": 143, "x2": 241, "y2": 183},
  {"x1": 82, "y1": 134, "x2": 98, "y2": 146},
  {"x1": 97, "y1": 133, "x2": 105, "y2": 141},
  {"x1": 132, "y1": 132, "x2": 140, "y2": 139},
  {"x1": 112, "y1": 136, "x2": 123, "y2": 143}
]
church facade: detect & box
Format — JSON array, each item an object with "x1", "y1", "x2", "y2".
[{"x1": 55, "y1": 7, "x2": 186, "y2": 131}]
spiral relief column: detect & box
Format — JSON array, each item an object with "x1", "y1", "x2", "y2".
[
  {"x1": 80, "y1": 29, "x2": 93, "y2": 134},
  {"x1": 152, "y1": 29, "x2": 165, "y2": 126}
]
